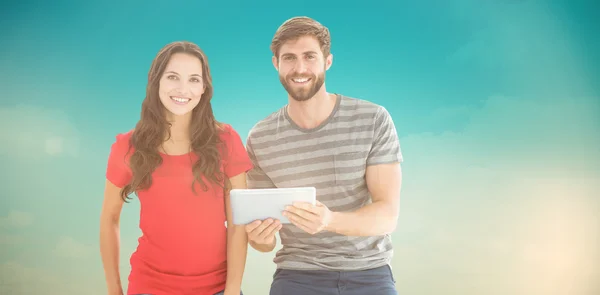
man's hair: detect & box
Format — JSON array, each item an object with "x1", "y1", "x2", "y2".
[{"x1": 270, "y1": 16, "x2": 331, "y2": 58}]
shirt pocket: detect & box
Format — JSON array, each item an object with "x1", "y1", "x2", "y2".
[{"x1": 333, "y1": 151, "x2": 367, "y2": 190}]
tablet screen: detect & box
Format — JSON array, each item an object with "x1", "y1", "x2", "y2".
[{"x1": 229, "y1": 187, "x2": 316, "y2": 225}]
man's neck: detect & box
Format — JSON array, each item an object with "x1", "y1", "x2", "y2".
[{"x1": 287, "y1": 89, "x2": 337, "y2": 130}]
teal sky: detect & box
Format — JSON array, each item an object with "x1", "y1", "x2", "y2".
[{"x1": 1, "y1": 1, "x2": 599, "y2": 294}]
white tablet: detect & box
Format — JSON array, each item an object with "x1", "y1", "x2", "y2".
[{"x1": 229, "y1": 187, "x2": 316, "y2": 225}]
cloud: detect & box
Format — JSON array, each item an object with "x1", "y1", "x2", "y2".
[
  {"x1": 0, "y1": 261, "x2": 94, "y2": 294},
  {"x1": 0, "y1": 234, "x2": 25, "y2": 246},
  {"x1": 53, "y1": 236, "x2": 95, "y2": 259},
  {"x1": 0, "y1": 105, "x2": 80, "y2": 158},
  {"x1": 0, "y1": 211, "x2": 33, "y2": 247},
  {"x1": 391, "y1": 95, "x2": 599, "y2": 295},
  {"x1": 402, "y1": 95, "x2": 599, "y2": 177},
  {"x1": 0, "y1": 210, "x2": 34, "y2": 228},
  {"x1": 0, "y1": 238, "x2": 104, "y2": 294}
]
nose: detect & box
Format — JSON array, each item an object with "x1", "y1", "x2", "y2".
[
  {"x1": 294, "y1": 59, "x2": 308, "y2": 73},
  {"x1": 176, "y1": 80, "x2": 192, "y2": 95}
]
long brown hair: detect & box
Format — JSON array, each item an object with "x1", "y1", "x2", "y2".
[{"x1": 120, "y1": 41, "x2": 228, "y2": 201}]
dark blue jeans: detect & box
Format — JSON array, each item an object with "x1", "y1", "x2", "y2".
[{"x1": 269, "y1": 264, "x2": 397, "y2": 295}]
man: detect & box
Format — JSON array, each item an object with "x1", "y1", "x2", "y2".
[{"x1": 244, "y1": 16, "x2": 403, "y2": 295}]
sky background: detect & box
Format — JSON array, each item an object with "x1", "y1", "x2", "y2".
[{"x1": 1, "y1": 0, "x2": 599, "y2": 294}]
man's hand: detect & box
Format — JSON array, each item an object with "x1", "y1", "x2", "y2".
[
  {"x1": 283, "y1": 200, "x2": 333, "y2": 235},
  {"x1": 245, "y1": 218, "x2": 281, "y2": 250}
]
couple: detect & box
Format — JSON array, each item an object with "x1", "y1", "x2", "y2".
[{"x1": 100, "y1": 16, "x2": 403, "y2": 295}]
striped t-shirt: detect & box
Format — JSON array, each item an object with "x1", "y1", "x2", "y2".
[{"x1": 245, "y1": 94, "x2": 403, "y2": 271}]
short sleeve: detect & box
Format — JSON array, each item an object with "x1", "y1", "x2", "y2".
[
  {"x1": 222, "y1": 125, "x2": 253, "y2": 178},
  {"x1": 106, "y1": 132, "x2": 133, "y2": 188},
  {"x1": 245, "y1": 136, "x2": 277, "y2": 189},
  {"x1": 367, "y1": 107, "x2": 403, "y2": 166}
]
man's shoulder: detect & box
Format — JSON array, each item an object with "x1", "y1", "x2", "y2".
[
  {"x1": 338, "y1": 94, "x2": 386, "y2": 116},
  {"x1": 247, "y1": 107, "x2": 285, "y2": 141}
]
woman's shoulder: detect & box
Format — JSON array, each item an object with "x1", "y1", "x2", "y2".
[
  {"x1": 113, "y1": 129, "x2": 134, "y2": 145},
  {"x1": 216, "y1": 122, "x2": 242, "y2": 140},
  {"x1": 216, "y1": 122, "x2": 247, "y2": 156},
  {"x1": 109, "y1": 129, "x2": 134, "y2": 155}
]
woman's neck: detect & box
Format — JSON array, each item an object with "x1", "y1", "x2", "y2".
[{"x1": 166, "y1": 112, "x2": 191, "y2": 142}]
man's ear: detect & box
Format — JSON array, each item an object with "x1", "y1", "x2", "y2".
[
  {"x1": 272, "y1": 55, "x2": 279, "y2": 71},
  {"x1": 325, "y1": 53, "x2": 333, "y2": 71}
]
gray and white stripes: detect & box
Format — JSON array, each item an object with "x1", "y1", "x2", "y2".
[{"x1": 246, "y1": 94, "x2": 402, "y2": 271}]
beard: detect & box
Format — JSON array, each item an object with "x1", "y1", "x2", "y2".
[{"x1": 279, "y1": 70, "x2": 325, "y2": 102}]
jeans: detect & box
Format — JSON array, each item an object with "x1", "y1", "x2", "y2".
[{"x1": 269, "y1": 264, "x2": 397, "y2": 295}]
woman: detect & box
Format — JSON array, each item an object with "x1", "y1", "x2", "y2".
[{"x1": 100, "y1": 41, "x2": 252, "y2": 295}]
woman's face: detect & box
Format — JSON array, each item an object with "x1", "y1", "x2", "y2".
[{"x1": 158, "y1": 52, "x2": 205, "y2": 119}]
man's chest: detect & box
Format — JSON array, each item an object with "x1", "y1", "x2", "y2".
[{"x1": 256, "y1": 131, "x2": 373, "y2": 190}]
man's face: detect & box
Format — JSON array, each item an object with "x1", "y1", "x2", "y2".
[{"x1": 273, "y1": 36, "x2": 332, "y2": 101}]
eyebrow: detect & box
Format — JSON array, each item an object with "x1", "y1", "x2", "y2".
[
  {"x1": 164, "y1": 71, "x2": 202, "y2": 77},
  {"x1": 282, "y1": 51, "x2": 319, "y2": 56}
]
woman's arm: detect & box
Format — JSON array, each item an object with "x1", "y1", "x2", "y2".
[
  {"x1": 223, "y1": 172, "x2": 249, "y2": 295},
  {"x1": 99, "y1": 179, "x2": 125, "y2": 295}
]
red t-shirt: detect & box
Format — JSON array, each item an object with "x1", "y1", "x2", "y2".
[{"x1": 105, "y1": 124, "x2": 253, "y2": 295}]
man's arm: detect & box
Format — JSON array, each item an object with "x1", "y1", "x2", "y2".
[
  {"x1": 327, "y1": 106, "x2": 403, "y2": 236},
  {"x1": 245, "y1": 136, "x2": 280, "y2": 252},
  {"x1": 246, "y1": 137, "x2": 277, "y2": 191},
  {"x1": 284, "y1": 163, "x2": 401, "y2": 237},
  {"x1": 326, "y1": 163, "x2": 401, "y2": 236},
  {"x1": 285, "y1": 106, "x2": 403, "y2": 237}
]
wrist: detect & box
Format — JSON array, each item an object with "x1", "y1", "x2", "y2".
[
  {"x1": 107, "y1": 282, "x2": 123, "y2": 293},
  {"x1": 265, "y1": 235, "x2": 276, "y2": 247},
  {"x1": 264, "y1": 239, "x2": 276, "y2": 251},
  {"x1": 224, "y1": 286, "x2": 241, "y2": 295},
  {"x1": 326, "y1": 211, "x2": 341, "y2": 233},
  {"x1": 250, "y1": 239, "x2": 275, "y2": 252}
]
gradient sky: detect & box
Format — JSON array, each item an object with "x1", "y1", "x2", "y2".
[{"x1": 1, "y1": 1, "x2": 599, "y2": 294}]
